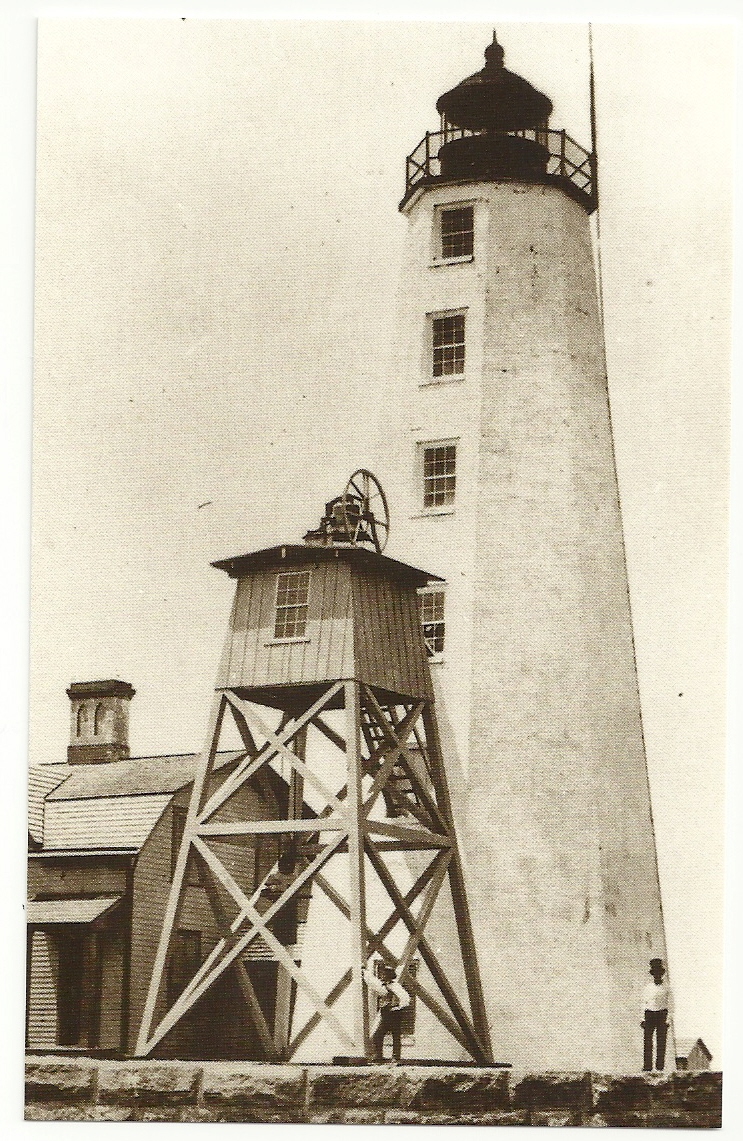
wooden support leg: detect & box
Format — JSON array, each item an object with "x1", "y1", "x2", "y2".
[
  {"x1": 134, "y1": 692, "x2": 226, "y2": 1056},
  {"x1": 422, "y1": 703, "x2": 494, "y2": 1064},
  {"x1": 273, "y1": 727, "x2": 306, "y2": 1052},
  {"x1": 345, "y1": 680, "x2": 369, "y2": 1056}
]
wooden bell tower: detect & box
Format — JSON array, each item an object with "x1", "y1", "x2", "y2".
[{"x1": 135, "y1": 473, "x2": 492, "y2": 1064}]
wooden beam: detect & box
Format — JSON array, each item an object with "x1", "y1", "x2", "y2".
[
  {"x1": 344, "y1": 680, "x2": 369, "y2": 1055},
  {"x1": 227, "y1": 691, "x2": 345, "y2": 815},
  {"x1": 365, "y1": 818, "x2": 451, "y2": 849},
  {"x1": 385, "y1": 703, "x2": 450, "y2": 834},
  {"x1": 134, "y1": 692, "x2": 227, "y2": 1056},
  {"x1": 364, "y1": 836, "x2": 487, "y2": 1063},
  {"x1": 422, "y1": 704, "x2": 494, "y2": 1064},
  {"x1": 310, "y1": 713, "x2": 346, "y2": 753},
  {"x1": 397, "y1": 850, "x2": 452, "y2": 980},
  {"x1": 201, "y1": 684, "x2": 342, "y2": 822},
  {"x1": 312, "y1": 865, "x2": 472, "y2": 1057},
  {"x1": 198, "y1": 815, "x2": 346, "y2": 836},
  {"x1": 142, "y1": 834, "x2": 344, "y2": 1054},
  {"x1": 362, "y1": 687, "x2": 448, "y2": 832},
  {"x1": 361, "y1": 701, "x2": 425, "y2": 815},
  {"x1": 195, "y1": 846, "x2": 279, "y2": 1060},
  {"x1": 194, "y1": 836, "x2": 356, "y2": 1052},
  {"x1": 226, "y1": 696, "x2": 259, "y2": 754}
]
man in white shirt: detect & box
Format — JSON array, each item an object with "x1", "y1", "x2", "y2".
[
  {"x1": 362, "y1": 960, "x2": 411, "y2": 1062},
  {"x1": 642, "y1": 957, "x2": 672, "y2": 1071}
]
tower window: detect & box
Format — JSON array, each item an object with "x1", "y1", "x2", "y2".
[
  {"x1": 440, "y1": 205, "x2": 474, "y2": 260},
  {"x1": 419, "y1": 589, "x2": 446, "y2": 657},
  {"x1": 432, "y1": 313, "x2": 465, "y2": 377},
  {"x1": 422, "y1": 443, "x2": 457, "y2": 509},
  {"x1": 274, "y1": 570, "x2": 311, "y2": 640}
]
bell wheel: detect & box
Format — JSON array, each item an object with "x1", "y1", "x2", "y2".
[{"x1": 341, "y1": 469, "x2": 390, "y2": 554}]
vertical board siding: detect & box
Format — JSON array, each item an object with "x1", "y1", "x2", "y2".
[
  {"x1": 27, "y1": 930, "x2": 58, "y2": 1048},
  {"x1": 217, "y1": 559, "x2": 431, "y2": 699},
  {"x1": 217, "y1": 562, "x2": 356, "y2": 691},
  {"x1": 352, "y1": 570, "x2": 432, "y2": 700}
]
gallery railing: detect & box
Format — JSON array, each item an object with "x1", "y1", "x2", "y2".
[{"x1": 402, "y1": 125, "x2": 596, "y2": 212}]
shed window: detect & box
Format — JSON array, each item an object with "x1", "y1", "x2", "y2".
[
  {"x1": 274, "y1": 571, "x2": 311, "y2": 640},
  {"x1": 432, "y1": 313, "x2": 465, "y2": 377},
  {"x1": 440, "y1": 206, "x2": 474, "y2": 259},
  {"x1": 422, "y1": 444, "x2": 457, "y2": 509},
  {"x1": 419, "y1": 590, "x2": 445, "y2": 656},
  {"x1": 93, "y1": 703, "x2": 104, "y2": 736}
]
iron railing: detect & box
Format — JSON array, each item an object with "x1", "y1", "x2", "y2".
[{"x1": 403, "y1": 125, "x2": 596, "y2": 212}]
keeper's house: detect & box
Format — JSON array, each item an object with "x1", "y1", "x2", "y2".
[{"x1": 26, "y1": 680, "x2": 290, "y2": 1058}]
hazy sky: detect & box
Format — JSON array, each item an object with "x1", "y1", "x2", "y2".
[{"x1": 16, "y1": 13, "x2": 734, "y2": 1066}]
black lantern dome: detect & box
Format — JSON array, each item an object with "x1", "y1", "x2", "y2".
[
  {"x1": 436, "y1": 32, "x2": 553, "y2": 133},
  {"x1": 400, "y1": 32, "x2": 596, "y2": 213}
]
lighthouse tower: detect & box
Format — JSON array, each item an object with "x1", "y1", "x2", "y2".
[{"x1": 375, "y1": 32, "x2": 670, "y2": 1072}]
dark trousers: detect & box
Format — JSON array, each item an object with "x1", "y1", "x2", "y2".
[
  {"x1": 643, "y1": 1009, "x2": 668, "y2": 1071},
  {"x1": 372, "y1": 1008, "x2": 403, "y2": 1061}
]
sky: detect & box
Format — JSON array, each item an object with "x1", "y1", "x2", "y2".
[{"x1": 1, "y1": 6, "x2": 736, "y2": 1083}]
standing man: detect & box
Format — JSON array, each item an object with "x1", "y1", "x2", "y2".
[
  {"x1": 642, "y1": 957, "x2": 673, "y2": 1071},
  {"x1": 363, "y1": 960, "x2": 411, "y2": 1063}
]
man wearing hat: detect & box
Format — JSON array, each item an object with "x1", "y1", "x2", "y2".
[
  {"x1": 363, "y1": 960, "x2": 411, "y2": 1062},
  {"x1": 642, "y1": 958, "x2": 673, "y2": 1071}
]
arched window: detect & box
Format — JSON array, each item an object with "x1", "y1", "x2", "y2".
[
  {"x1": 93, "y1": 703, "x2": 104, "y2": 736},
  {"x1": 76, "y1": 704, "x2": 89, "y2": 737}
]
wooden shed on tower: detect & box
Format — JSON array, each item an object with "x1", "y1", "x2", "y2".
[{"x1": 136, "y1": 473, "x2": 492, "y2": 1065}]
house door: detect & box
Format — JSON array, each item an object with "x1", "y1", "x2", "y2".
[{"x1": 57, "y1": 930, "x2": 86, "y2": 1045}]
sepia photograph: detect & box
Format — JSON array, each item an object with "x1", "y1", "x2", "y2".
[{"x1": 9, "y1": 8, "x2": 734, "y2": 1127}]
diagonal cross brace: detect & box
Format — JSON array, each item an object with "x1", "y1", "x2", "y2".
[
  {"x1": 364, "y1": 836, "x2": 488, "y2": 1063},
  {"x1": 141, "y1": 832, "x2": 346, "y2": 1055}
]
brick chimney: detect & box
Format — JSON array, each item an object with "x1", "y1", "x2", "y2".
[{"x1": 66, "y1": 680, "x2": 135, "y2": 764}]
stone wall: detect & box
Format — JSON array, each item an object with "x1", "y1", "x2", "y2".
[{"x1": 25, "y1": 1057, "x2": 722, "y2": 1126}]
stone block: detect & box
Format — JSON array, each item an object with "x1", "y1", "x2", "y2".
[
  {"x1": 201, "y1": 1063, "x2": 306, "y2": 1122},
  {"x1": 25, "y1": 1060, "x2": 97, "y2": 1103},
  {"x1": 531, "y1": 1110, "x2": 582, "y2": 1126},
  {"x1": 25, "y1": 1102, "x2": 135, "y2": 1122},
  {"x1": 308, "y1": 1064, "x2": 407, "y2": 1109},
  {"x1": 309, "y1": 1108, "x2": 386, "y2": 1124},
  {"x1": 436, "y1": 1111, "x2": 530, "y2": 1126},
  {"x1": 406, "y1": 1066, "x2": 511, "y2": 1112},
  {"x1": 665, "y1": 1072, "x2": 722, "y2": 1115},
  {"x1": 97, "y1": 1061, "x2": 200, "y2": 1106},
  {"x1": 512, "y1": 1071, "x2": 592, "y2": 1113},
  {"x1": 593, "y1": 1073, "x2": 652, "y2": 1114}
]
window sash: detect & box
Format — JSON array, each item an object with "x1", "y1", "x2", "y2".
[
  {"x1": 419, "y1": 591, "x2": 445, "y2": 656},
  {"x1": 274, "y1": 570, "x2": 311, "y2": 639},
  {"x1": 432, "y1": 314, "x2": 465, "y2": 377},
  {"x1": 440, "y1": 206, "x2": 474, "y2": 259},
  {"x1": 423, "y1": 444, "x2": 456, "y2": 508}
]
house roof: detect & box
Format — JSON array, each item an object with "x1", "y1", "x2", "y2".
[
  {"x1": 29, "y1": 750, "x2": 289, "y2": 853},
  {"x1": 212, "y1": 543, "x2": 442, "y2": 587},
  {"x1": 28, "y1": 763, "x2": 73, "y2": 845},
  {"x1": 676, "y1": 1037, "x2": 712, "y2": 1060},
  {"x1": 27, "y1": 896, "x2": 123, "y2": 925},
  {"x1": 45, "y1": 750, "x2": 241, "y2": 801}
]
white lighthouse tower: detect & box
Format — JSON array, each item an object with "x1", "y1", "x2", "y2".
[{"x1": 374, "y1": 32, "x2": 670, "y2": 1072}]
